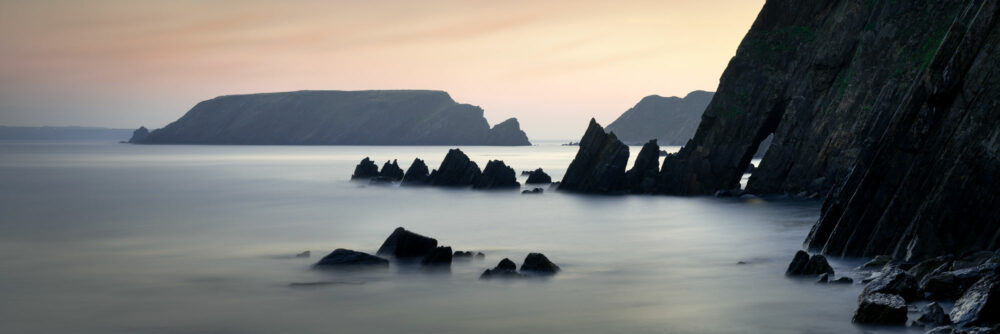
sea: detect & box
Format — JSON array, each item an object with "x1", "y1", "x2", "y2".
[{"x1": 0, "y1": 140, "x2": 922, "y2": 333}]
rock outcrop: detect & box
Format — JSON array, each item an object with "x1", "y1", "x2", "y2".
[
  {"x1": 131, "y1": 90, "x2": 531, "y2": 145},
  {"x1": 427, "y1": 149, "x2": 482, "y2": 187},
  {"x1": 605, "y1": 91, "x2": 714, "y2": 146},
  {"x1": 949, "y1": 274, "x2": 1000, "y2": 327},
  {"x1": 378, "y1": 160, "x2": 404, "y2": 181},
  {"x1": 520, "y1": 253, "x2": 560, "y2": 275},
  {"x1": 375, "y1": 227, "x2": 438, "y2": 258},
  {"x1": 421, "y1": 246, "x2": 453, "y2": 266},
  {"x1": 473, "y1": 160, "x2": 520, "y2": 189},
  {"x1": 480, "y1": 258, "x2": 524, "y2": 279},
  {"x1": 351, "y1": 157, "x2": 379, "y2": 180},
  {"x1": 128, "y1": 126, "x2": 149, "y2": 143},
  {"x1": 313, "y1": 249, "x2": 389, "y2": 268},
  {"x1": 786, "y1": 250, "x2": 834, "y2": 277},
  {"x1": 852, "y1": 293, "x2": 907, "y2": 325},
  {"x1": 862, "y1": 267, "x2": 919, "y2": 302},
  {"x1": 558, "y1": 119, "x2": 629, "y2": 193},
  {"x1": 524, "y1": 168, "x2": 552, "y2": 184},
  {"x1": 401, "y1": 158, "x2": 430, "y2": 185},
  {"x1": 624, "y1": 139, "x2": 661, "y2": 194}
]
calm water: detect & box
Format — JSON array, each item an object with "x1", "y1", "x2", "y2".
[{"x1": 0, "y1": 142, "x2": 912, "y2": 333}]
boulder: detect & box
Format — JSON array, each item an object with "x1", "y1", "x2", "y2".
[
  {"x1": 481, "y1": 258, "x2": 524, "y2": 279},
  {"x1": 857, "y1": 255, "x2": 893, "y2": 272},
  {"x1": 914, "y1": 302, "x2": 951, "y2": 328},
  {"x1": 909, "y1": 255, "x2": 955, "y2": 281},
  {"x1": 427, "y1": 149, "x2": 481, "y2": 186},
  {"x1": 786, "y1": 251, "x2": 834, "y2": 276},
  {"x1": 375, "y1": 227, "x2": 438, "y2": 258},
  {"x1": 351, "y1": 157, "x2": 380, "y2": 180},
  {"x1": 852, "y1": 293, "x2": 907, "y2": 325},
  {"x1": 949, "y1": 274, "x2": 1000, "y2": 327},
  {"x1": 379, "y1": 159, "x2": 404, "y2": 181},
  {"x1": 922, "y1": 272, "x2": 964, "y2": 300},
  {"x1": 473, "y1": 160, "x2": 520, "y2": 189},
  {"x1": 522, "y1": 188, "x2": 544, "y2": 194},
  {"x1": 624, "y1": 139, "x2": 661, "y2": 194},
  {"x1": 314, "y1": 249, "x2": 389, "y2": 268},
  {"x1": 421, "y1": 246, "x2": 453, "y2": 266},
  {"x1": 520, "y1": 253, "x2": 560, "y2": 275},
  {"x1": 401, "y1": 158, "x2": 430, "y2": 185},
  {"x1": 863, "y1": 267, "x2": 919, "y2": 302},
  {"x1": 525, "y1": 168, "x2": 552, "y2": 184},
  {"x1": 558, "y1": 119, "x2": 630, "y2": 193}
]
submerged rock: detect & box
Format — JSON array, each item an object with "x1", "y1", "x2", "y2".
[
  {"x1": 624, "y1": 139, "x2": 661, "y2": 194},
  {"x1": 314, "y1": 249, "x2": 388, "y2": 268},
  {"x1": 421, "y1": 246, "x2": 453, "y2": 266},
  {"x1": 351, "y1": 157, "x2": 380, "y2": 180},
  {"x1": 453, "y1": 251, "x2": 484, "y2": 259},
  {"x1": 558, "y1": 119, "x2": 629, "y2": 194},
  {"x1": 525, "y1": 168, "x2": 552, "y2": 184},
  {"x1": 520, "y1": 253, "x2": 560, "y2": 275},
  {"x1": 379, "y1": 159, "x2": 404, "y2": 181},
  {"x1": 375, "y1": 227, "x2": 438, "y2": 258},
  {"x1": 522, "y1": 188, "x2": 544, "y2": 194},
  {"x1": 473, "y1": 160, "x2": 520, "y2": 189},
  {"x1": 481, "y1": 258, "x2": 524, "y2": 279},
  {"x1": 852, "y1": 293, "x2": 907, "y2": 325},
  {"x1": 401, "y1": 158, "x2": 430, "y2": 185},
  {"x1": 786, "y1": 251, "x2": 834, "y2": 276},
  {"x1": 949, "y1": 274, "x2": 1000, "y2": 327},
  {"x1": 427, "y1": 149, "x2": 481, "y2": 186}
]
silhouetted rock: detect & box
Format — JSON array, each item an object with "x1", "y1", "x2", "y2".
[
  {"x1": 605, "y1": 91, "x2": 714, "y2": 146},
  {"x1": 914, "y1": 302, "x2": 951, "y2": 328},
  {"x1": 786, "y1": 251, "x2": 834, "y2": 276},
  {"x1": 852, "y1": 293, "x2": 907, "y2": 325},
  {"x1": 525, "y1": 168, "x2": 552, "y2": 184},
  {"x1": 351, "y1": 157, "x2": 379, "y2": 180},
  {"x1": 314, "y1": 249, "x2": 388, "y2": 268},
  {"x1": 522, "y1": 188, "x2": 544, "y2": 195},
  {"x1": 863, "y1": 267, "x2": 919, "y2": 302},
  {"x1": 379, "y1": 160, "x2": 404, "y2": 181},
  {"x1": 128, "y1": 126, "x2": 149, "y2": 143},
  {"x1": 559, "y1": 119, "x2": 629, "y2": 193},
  {"x1": 624, "y1": 139, "x2": 661, "y2": 194},
  {"x1": 520, "y1": 253, "x2": 559, "y2": 275},
  {"x1": 421, "y1": 246, "x2": 453, "y2": 266},
  {"x1": 950, "y1": 274, "x2": 1000, "y2": 327},
  {"x1": 401, "y1": 158, "x2": 430, "y2": 185},
  {"x1": 132, "y1": 90, "x2": 531, "y2": 145},
  {"x1": 454, "y1": 251, "x2": 483, "y2": 259},
  {"x1": 375, "y1": 227, "x2": 438, "y2": 258},
  {"x1": 427, "y1": 149, "x2": 481, "y2": 186},
  {"x1": 473, "y1": 160, "x2": 519, "y2": 189},
  {"x1": 481, "y1": 258, "x2": 524, "y2": 279}
]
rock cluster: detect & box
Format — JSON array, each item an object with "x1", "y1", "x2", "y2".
[
  {"x1": 315, "y1": 227, "x2": 489, "y2": 273},
  {"x1": 785, "y1": 250, "x2": 834, "y2": 277},
  {"x1": 349, "y1": 149, "x2": 523, "y2": 190},
  {"x1": 480, "y1": 253, "x2": 561, "y2": 279}
]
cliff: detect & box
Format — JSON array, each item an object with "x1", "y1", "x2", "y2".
[
  {"x1": 605, "y1": 91, "x2": 714, "y2": 146},
  {"x1": 131, "y1": 90, "x2": 530, "y2": 146}
]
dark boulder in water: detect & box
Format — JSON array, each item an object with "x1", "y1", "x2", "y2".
[
  {"x1": 314, "y1": 249, "x2": 389, "y2": 268},
  {"x1": 427, "y1": 149, "x2": 481, "y2": 186},
  {"x1": 559, "y1": 119, "x2": 629, "y2": 194},
  {"x1": 786, "y1": 251, "x2": 834, "y2": 276},
  {"x1": 473, "y1": 160, "x2": 520, "y2": 189},
  {"x1": 453, "y1": 251, "x2": 484, "y2": 260},
  {"x1": 624, "y1": 139, "x2": 661, "y2": 194},
  {"x1": 480, "y1": 258, "x2": 523, "y2": 279},
  {"x1": 949, "y1": 274, "x2": 1000, "y2": 327},
  {"x1": 376, "y1": 227, "x2": 438, "y2": 258},
  {"x1": 863, "y1": 267, "x2": 919, "y2": 302},
  {"x1": 421, "y1": 246, "x2": 453, "y2": 266},
  {"x1": 520, "y1": 253, "x2": 560, "y2": 275},
  {"x1": 522, "y1": 188, "x2": 544, "y2": 195},
  {"x1": 401, "y1": 158, "x2": 430, "y2": 185},
  {"x1": 379, "y1": 159, "x2": 404, "y2": 181},
  {"x1": 525, "y1": 168, "x2": 552, "y2": 184},
  {"x1": 852, "y1": 293, "x2": 907, "y2": 325},
  {"x1": 351, "y1": 157, "x2": 380, "y2": 180}
]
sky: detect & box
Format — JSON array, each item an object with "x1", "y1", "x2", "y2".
[{"x1": 0, "y1": 0, "x2": 764, "y2": 140}]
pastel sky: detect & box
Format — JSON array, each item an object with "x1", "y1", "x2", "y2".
[{"x1": 0, "y1": 0, "x2": 764, "y2": 140}]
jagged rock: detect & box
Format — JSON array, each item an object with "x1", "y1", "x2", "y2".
[
  {"x1": 522, "y1": 188, "x2": 543, "y2": 194},
  {"x1": 857, "y1": 255, "x2": 893, "y2": 272},
  {"x1": 786, "y1": 251, "x2": 834, "y2": 276},
  {"x1": 427, "y1": 149, "x2": 481, "y2": 186},
  {"x1": 314, "y1": 249, "x2": 389, "y2": 268},
  {"x1": 128, "y1": 126, "x2": 149, "y2": 143},
  {"x1": 914, "y1": 302, "x2": 951, "y2": 328},
  {"x1": 421, "y1": 246, "x2": 453, "y2": 266},
  {"x1": 950, "y1": 274, "x2": 1000, "y2": 327},
  {"x1": 909, "y1": 255, "x2": 955, "y2": 282},
  {"x1": 520, "y1": 253, "x2": 560, "y2": 275},
  {"x1": 558, "y1": 119, "x2": 629, "y2": 194},
  {"x1": 375, "y1": 227, "x2": 438, "y2": 258},
  {"x1": 378, "y1": 160, "x2": 404, "y2": 181},
  {"x1": 525, "y1": 168, "x2": 552, "y2": 184},
  {"x1": 624, "y1": 139, "x2": 661, "y2": 194},
  {"x1": 295, "y1": 251, "x2": 311, "y2": 258},
  {"x1": 401, "y1": 158, "x2": 430, "y2": 185},
  {"x1": 351, "y1": 157, "x2": 380, "y2": 180},
  {"x1": 853, "y1": 293, "x2": 907, "y2": 325},
  {"x1": 453, "y1": 251, "x2": 484, "y2": 259},
  {"x1": 480, "y1": 258, "x2": 524, "y2": 279},
  {"x1": 864, "y1": 267, "x2": 919, "y2": 302},
  {"x1": 473, "y1": 160, "x2": 520, "y2": 189},
  {"x1": 132, "y1": 90, "x2": 531, "y2": 145}
]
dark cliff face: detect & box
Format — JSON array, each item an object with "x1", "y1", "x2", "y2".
[
  {"x1": 134, "y1": 90, "x2": 531, "y2": 146},
  {"x1": 606, "y1": 91, "x2": 714, "y2": 146},
  {"x1": 559, "y1": 119, "x2": 629, "y2": 194}
]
